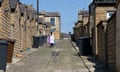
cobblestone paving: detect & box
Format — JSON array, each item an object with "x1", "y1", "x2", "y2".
[{"x1": 6, "y1": 39, "x2": 106, "y2": 72}]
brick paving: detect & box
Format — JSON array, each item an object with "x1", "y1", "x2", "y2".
[{"x1": 6, "y1": 39, "x2": 107, "y2": 72}]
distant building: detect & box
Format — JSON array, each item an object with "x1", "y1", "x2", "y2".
[
  {"x1": 78, "y1": 10, "x2": 89, "y2": 26},
  {"x1": 73, "y1": 22, "x2": 82, "y2": 40},
  {"x1": 73, "y1": 10, "x2": 89, "y2": 41},
  {"x1": 39, "y1": 11, "x2": 61, "y2": 40}
]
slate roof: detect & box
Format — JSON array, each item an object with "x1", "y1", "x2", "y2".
[
  {"x1": 39, "y1": 11, "x2": 60, "y2": 17},
  {"x1": 94, "y1": 0, "x2": 116, "y2": 4},
  {"x1": 19, "y1": 4, "x2": 26, "y2": 14},
  {"x1": 79, "y1": 10, "x2": 89, "y2": 17},
  {"x1": 45, "y1": 12, "x2": 60, "y2": 17},
  {"x1": 9, "y1": 0, "x2": 18, "y2": 9}
]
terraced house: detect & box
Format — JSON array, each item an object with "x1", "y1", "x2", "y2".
[
  {"x1": 0, "y1": 0, "x2": 61, "y2": 64},
  {"x1": 79, "y1": 10, "x2": 89, "y2": 37},
  {"x1": 0, "y1": 0, "x2": 38, "y2": 63},
  {"x1": 73, "y1": 10, "x2": 89, "y2": 41},
  {"x1": 39, "y1": 11, "x2": 61, "y2": 40},
  {"x1": 89, "y1": 0, "x2": 116, "y2": 57},
  {"x1": 25, "y1": 5, "x2": 37, "y2": 50},
  {"x1": 96, "y1": 0, "x2": 120, "y2": 71},
  {"x1": 89, "y1": 0, "x2": 119, "y2": 71},
  {"x1": 19, "y1": 3, "x2": 27, "y2": 51}
]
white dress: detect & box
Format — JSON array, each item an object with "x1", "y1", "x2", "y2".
[{"x1": 50, "y1": 35, "x2": 55, "y2": 44}]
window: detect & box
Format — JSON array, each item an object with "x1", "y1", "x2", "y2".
[{"x1": 50, "y1": 18, "x2": 55, "y2": 26}]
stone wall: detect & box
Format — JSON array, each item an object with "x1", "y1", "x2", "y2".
[
  {"x1": 97, "y1": 21, "x2": 107, "y2": 64},
  {"x1": 0, "y1": 0, "x2": 37, "y2": 58},
  {"x1": 116, "y1": 2, "x2": 120, "y2": 72},
  {"x1": 93, "y1": 6, "x2": 116, "y2": 56},
  {"x1": 0, "y1": 8, "x2": 11, "y2": 39},
  {"x1": 106, "y1": 13, "x2": 116, "y2": 72}
]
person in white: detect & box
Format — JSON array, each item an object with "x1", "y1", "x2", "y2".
[
  {"x1": 50, "y1": 32, "x2": 55, "y2": 47},
  {"x1": 47, "y1": 34, "x2": 50, "y2": 46}
]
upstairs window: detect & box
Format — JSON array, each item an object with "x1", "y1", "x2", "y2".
[{"x1": 50, "y1": 18, "x2": 55, "y2": 26}]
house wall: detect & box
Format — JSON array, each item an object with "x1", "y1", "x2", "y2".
[
  {"x1": 0, "y1": 0, "x2": 38, "y2": 62},
  {"x1": 83, "y1": 16, "x2": 89, "y2": 26},
  {"x1": 26, "y1": 18, "x2": 31, "y2": 48},
  {"x1": 94, "y1": 6, "x2": 116, "y2": 56},
  {"x1": 0, "y1": 8, "x2": 11, "y2": 39},
  {"x1": 97, "y1": 21, "x2": 107, "y2": 65},
  {"x1": 73, "y1": 27, "x2": 80, "y2": 40},
  {"x1": 44, "y1": 16, "x2": 61, "y2": 39},
  {"x1": 89, "y1": 3, "x2": 95, "y2": 55},
  {"x1": 9, "y1": 2, "x2": 21, "y2": 56},
  {"x1": 20, "y1": 16, "x2": 26, "y2": 51},
  {"x1": 106, "y1": 13, "x2": 116, "y2": 72},
  {"x1": 116, "y1": 2, "x2": 120, "y2": 72}
]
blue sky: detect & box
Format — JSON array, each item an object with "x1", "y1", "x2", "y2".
[{"x1": 20, "y1": 0, "x2": 92, "y2": 33}]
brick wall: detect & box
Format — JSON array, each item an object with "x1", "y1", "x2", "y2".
[
  {"x1": 31, "y1": 20, "x2": 36, "y2": 46},
  {"x1": 54, "y1": 31, "x2": 60, "y2": 40},
  {"x1": 73, "y1": 23, "x2": 83, "y2": 40},
  {"x1": 95, "y1": 7, "x2": 116, "y2": 72},
  {"x1": 12, "y1": 13, "x2": 21, "y2": 56},
  {"x1": 0, "y1": 8, "x2": 11, "y2": 39},
  {"x1": 20, "y1": 17, "x2": 26, "y2": 51},
  {"x1": 83, "y1": 16, "x2": 89, "y2": 26},
  {"x1": 26, "y1": 19, "x2": 31, "y2": 48},
  {"x1": 106, "y1": 13, "x2": 116, "y2": 72},
  {"x1": 97, "y1": 21, "x2": 107, "y2": 64},
  {"x1": 0, "y1": 0, "x2": 38, "y2": 61},
  {"x1": 46, "y1": 26, "x2": 50, "y2": 36},
  {"x1": 73, "y1": 27, "x2": 79, "y2": 40},
  {"x1": 116, "y1": 2, "x2": 120, "y2": 72},
  {"x1": 93, "y1": 6, "x2": 116, "y2": 56}
]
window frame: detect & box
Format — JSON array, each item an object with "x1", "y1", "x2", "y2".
[{"x1": 50, "y1": 17, "x2": 55, "y2": 26}]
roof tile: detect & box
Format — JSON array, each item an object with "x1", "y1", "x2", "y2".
[{"x1": 9, "y1": 0, "x2": 17, "y2": 9}]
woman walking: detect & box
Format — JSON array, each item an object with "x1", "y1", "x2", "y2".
[
  {"x1": 50, "y1": 32, "x2": 55, "y2": 48},
  {"x1": 47, "y1": 34, "x2": 50, "y2": 46}
]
